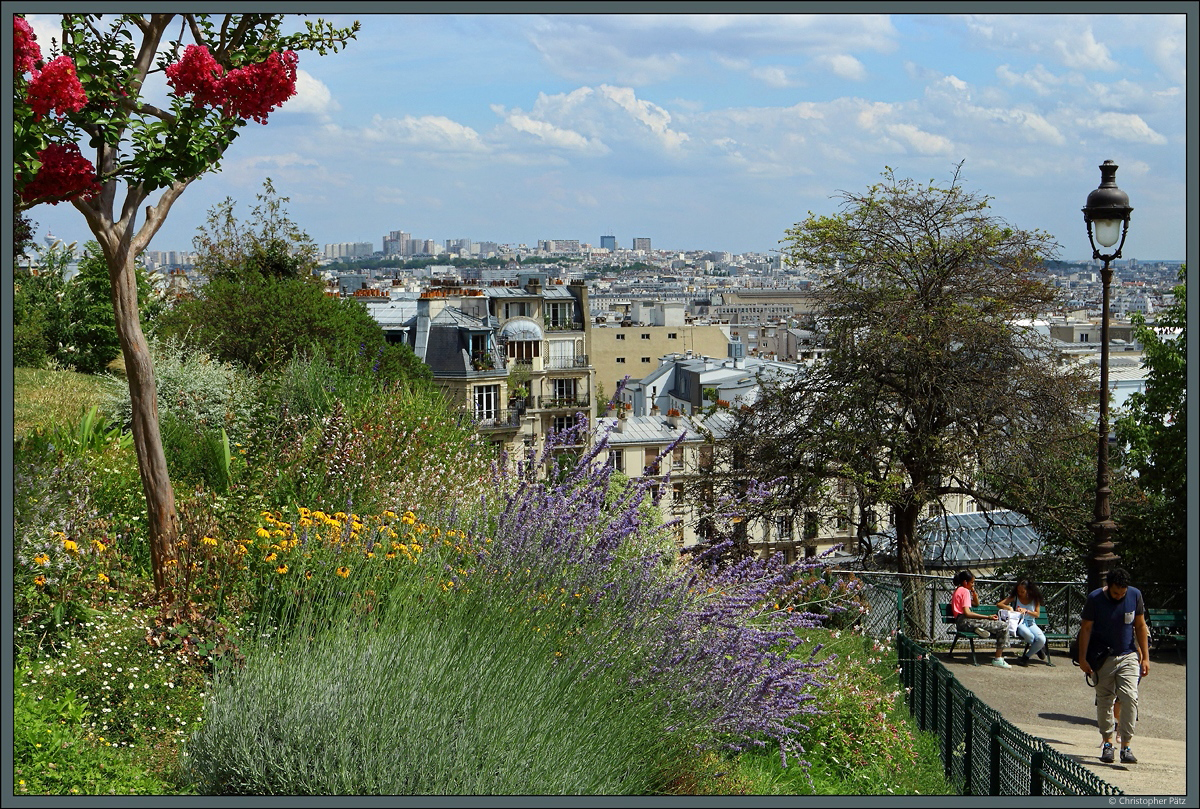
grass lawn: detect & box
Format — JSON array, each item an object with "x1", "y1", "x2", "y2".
[{"x1": 13, "y1": 366, "x2": 120, "y2": 439}]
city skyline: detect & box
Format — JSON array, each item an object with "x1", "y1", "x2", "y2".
[{"x1": 21, "y1": 11, "x2": 1191, "y2": 261}]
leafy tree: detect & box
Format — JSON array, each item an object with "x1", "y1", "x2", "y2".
[
  {"x1": 13, "y1": 241, "x2": 73, "y2": 368},
  {"x1": 1113, "y1": 268, "x2": 1187, "y2": 589},
  {"x1": 13, "y1": 13, "x2": 359, "y2": 595},
  {"x1": 192, "y1": 179, "x2": 319, "y2": 281},
  {"x1": 723, "y1": 165, "x2": 1093, "y2": 632},
  {"x1": 158, "y1": 189, "x2": 432, "y2": 387}
]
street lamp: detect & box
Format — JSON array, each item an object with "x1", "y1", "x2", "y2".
[{"x1": 1081, "y1": 159, "x2": 1133, "y2": 593}]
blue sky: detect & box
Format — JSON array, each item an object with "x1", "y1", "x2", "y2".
[{"x1": 23, "y1": 11, "x2": 1191, "y2": 261}]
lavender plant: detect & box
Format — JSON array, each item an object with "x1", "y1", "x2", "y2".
[{"x1": 462, "y1": 422, "x2": 842, "y2": 765}]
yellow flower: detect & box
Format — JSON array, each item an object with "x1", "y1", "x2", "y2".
[
  {"x1": 334, "y1": 511, "x2": 348, "y2": 521},
  {"x1": 402, "y1": 511, "x2": 417, "y2": 525},
  {"x1": 265, "y1": 552, "x2": 277, "y2": 562},
  {"x1": 201, "y1": 536, "x2": 218, "y2": 547},
  {"x1": 234, "y1": 544, "x2": 248, "y2": 556},
  {"x1": 33, "y1": 554, "x2": 49, "y2": 567},
  {"x1": 92, "y1": 539, "x2": 107, "y2": 553},
  {"x1": 335, "y1": 566, "x2": 350, "y2": 578},
  {"x1": 276, "y1": 564, "x2": 288, "y2": 575},
  {"x1": 256, "y1": 527, "x2": 271, "y2": 539},
  {"x1": 299, "y1": 507, "x2": 311, "y2": 518},
  {"x1": 305, "y1": 570, "x2": 313, "y2": 580},
  {"x1": 97, "y1": 572, "x2": 109, "y2": 584},
  {"x1": 34, "y1": 575, "x2": 46, "y2": 587},
  {"x1": 63, "y1": 539, "x2": 79, "y2": 553},
  {"x1": 383, "y1": 510, "x2": 397, "y2": 519}
]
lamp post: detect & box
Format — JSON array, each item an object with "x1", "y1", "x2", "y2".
[{"x1": 1081, "y1": 160, "x2": 1133, "y2": 593}]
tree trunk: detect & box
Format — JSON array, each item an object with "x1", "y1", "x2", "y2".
[
  {"x1": 104, "y1": 237, "x2": 179, "y2": 596},
  {"x1": 895, "y1": 501, "x2": 928, "y2": 639}
]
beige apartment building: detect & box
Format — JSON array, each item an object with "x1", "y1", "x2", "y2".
[{"x1": 589, "y1": 299, "x2": 730, "y2": 400}]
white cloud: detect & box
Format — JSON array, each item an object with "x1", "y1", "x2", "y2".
[
  {"x1": 815, "y1": 53, "x2": 868, "y2": 82},
  {"x1": 596, "y1": 85, "x2": 690, "y2": 150},
  {"x1": 504, "y1": 113, "x2": 609, "y2": 155},
  {"x1": 361, "y1": 114, "x2": 490, "y2": 154},
  {"x1": 750, "y1": 66, "x2": 797, "y2": 89},
  {"x1": 1080, "y1": 112, "x2": 1168, "y2": 145},
  {"x1": 1054, "y1": 26, "x2": 1116, "y2": 71},
  {"x1": 281, "y1": 70, "x2": 338, "y2": 117},
  {"x1": 884, "y1": 123, "x2": 955, "y2": 156}
]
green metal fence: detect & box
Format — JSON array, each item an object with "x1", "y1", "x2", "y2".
[{"x1": 895, "y1": 633, "x2": 1122, "y2": 796}]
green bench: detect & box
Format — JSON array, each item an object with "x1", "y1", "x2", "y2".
[
  {"x1": 1146, "y1": 608, "x2": 1186, "y2": 660},
  {"x1": 939, "y1": 603, "x2": 1063, "y2": 666}
]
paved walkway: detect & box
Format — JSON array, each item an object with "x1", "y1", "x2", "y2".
[{"x1": 937, "y1": 644, "x2": 1191, "y2": 797}]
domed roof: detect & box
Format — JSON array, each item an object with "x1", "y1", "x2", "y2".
[{"x1": 500, "y1": 318, "x2": 543, "y2": 341}]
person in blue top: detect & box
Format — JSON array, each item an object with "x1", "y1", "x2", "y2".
[
  {"x1": 1077, "y1": 567, "x2": 1150, "y2": 765},
  {"x1": 997, "y1": 579, "x2": 1047, "y2": 666}
]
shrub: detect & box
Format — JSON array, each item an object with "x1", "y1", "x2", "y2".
[
  {"x1": 156, "y1": 272, "x2": 432, "y2": 388},
  {"x1": 184, "y1": 434, "x2": 840, "y2": 794},
  {"x1": 106, "y1": 337, "x2": 259, "y2": 442}
]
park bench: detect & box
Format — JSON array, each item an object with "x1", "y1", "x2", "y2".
[
  {"x1": 1146, "y1": 608, "x2": 1186, "y2": 660},
  {"x1": 939, "y1": 603, "x2": 1064, "y2": 667}
]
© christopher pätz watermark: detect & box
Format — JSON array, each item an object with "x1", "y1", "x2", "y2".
[{"x1": 1108, "y1": 798, "x2": 1188, "y2": 806}]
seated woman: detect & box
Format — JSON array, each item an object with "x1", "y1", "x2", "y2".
[
  {"x1": 998, "y1": 579, "x2": 1048, "y2": 666},
  {"x1": 950, "y1": 570, "x2": 1012, "y2": 668}
]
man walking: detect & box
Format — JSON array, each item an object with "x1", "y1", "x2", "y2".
[{"x1": 1077, "y1": 567, "x2": 1150, "y2": 764}]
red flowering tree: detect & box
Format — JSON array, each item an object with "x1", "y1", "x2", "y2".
[{"x1": 13, "y1": 14, "x2": 358, "y2": 596}]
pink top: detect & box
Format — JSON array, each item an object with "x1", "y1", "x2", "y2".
[{"x1": 950, "y1": 585, "x2": 972, "y2": 617}]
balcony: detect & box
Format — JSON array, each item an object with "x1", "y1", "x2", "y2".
[
  {"x1": 475, "y1": 408, "x2": 523, "y2": 431},
  {"x1": 545, "y1": 319, "x2": 584, "y2": 332},
  {"x1": 545, "y1": 354, "x2": 590, "y2": 370},
  {"x1": 534, "y1": 395, "x2": 592, "y2": 412}
]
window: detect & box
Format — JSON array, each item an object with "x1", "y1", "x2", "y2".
[
  {"x1": 473, "y1": 385, "x2": 499, "y2": 422},
  {"x1": 616, "y1": 333, "x2": 626, "y2": 340},
  {"x1": 552, "y1": 415, "x2": 580, "y2": 435},
  {"x1": 641, "y1": 357, "x2": 651, "y2": 363},
  {"x1": 616, "y1": 357, "x2": 626, "y2": 364},
  {"x1": 773, "y1": 514, "x2": 794, "y2": 542},
  {"x1": 644, "y1": 447, "x2": 660, "y2": 475},
  {"x1": 546, "y1": 301, "x2": 572, "y2": 328},
  {"x1": 504, "y1": 301, "x2": 529, "y2": 319},
  {"x1": 552, "y1": 378, "x2": 577, "y2": 401},
  {"x1": 672, "y1": 446, "x2": 684, "y2": 469},
  {"x1": 641, "y1": 333, "x2": 650, "y2": 340},
  {"x1": 606, "y1": 449, "x2": 624, "y2": 472},
  {"x1": 507, "y1": 340, "x2": 540, "y2": 361},
  {"x1": 698, "y1": 445, "x2": 713, "y2": 471},
  {"x1": 667, "y1": 332, "x2": 677, "y2": 339},
  {"x1": 803, "y1": 512, "x2": 819, "y2": 540}
]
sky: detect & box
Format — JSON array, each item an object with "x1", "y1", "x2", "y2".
[{"x1": 19, "y1": 9, "x2": 1193, "y2": 262}]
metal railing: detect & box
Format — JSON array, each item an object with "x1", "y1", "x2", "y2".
[
  {"x1": 834, "y1": 571, "x2": 1088, "y2": 643},
  {"x1": 535, "y1": 395, "x2": 591, "y2": 411},
  {"x1": 474, "y1": 408, "x2": 522, "y2": 430},
  {"x1": 896, "y1": 632, "x2": 1123, "y2": 796},
  {"x1": 545, "y1": 354, "x2": 589, "y2": 370}
]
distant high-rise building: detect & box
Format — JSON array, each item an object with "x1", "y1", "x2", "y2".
[
  {"x1": 632, "y1": 237, "x2": 651, "y2": 253},
  {"x1": 600, "y1": 235, "x2": 616, "y2": 250},
  {"x1": 383, "y1": 230, "x2": 410, "y2": 255}
]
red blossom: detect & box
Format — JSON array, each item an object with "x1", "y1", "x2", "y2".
[
  {"x1": 26, "y1": 55, "x2": 89, "y2": 120},
  {"x1": 165, "y1": 45, "x2": 297, "y2": 125},
  {"x1": 20, "y1": 142, "x2": 102, "y2": 205},
  {"x1": 14, "y1": 16, "x2": 42, "y2": 76},
  {"x1": 164, "y1": 44, "x2": 226, "y2": 106},
  {"x1": 221, "y1": 50, "x2": 298, "y2": 124}
]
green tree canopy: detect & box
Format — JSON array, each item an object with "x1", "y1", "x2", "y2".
[
  {"x1": 1112, "y1": 268, "x2": 1187, "y2": 589},
  {"x1": 720, "y1": 165, "x2": 1093, "y2": 628}
]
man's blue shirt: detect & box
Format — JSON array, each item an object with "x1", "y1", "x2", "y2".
[{"x1": 1081, "y1": 586, "x2": 1145, "y2": 656}]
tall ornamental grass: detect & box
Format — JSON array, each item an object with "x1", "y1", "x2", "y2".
[{"x1": 183, "y1": 425, "x2": 856, "y2": 794}]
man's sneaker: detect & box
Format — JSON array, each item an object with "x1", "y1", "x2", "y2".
[
  {"x1": 1035, "y1": 649, "x2": 1047, "y2": 661},
  {"x1": 1120, "y1": 747, "x2": 1138, "y2": 764},
  {"x1": 1100, "y1": 742, "x2": 1115, "y2": 763},
  {"x1": 1014, "y1": 655, "x2": 1029, "y2": 666},
  {"x1": 991, "y1": 658, "x2": 1012, "y2": 669}
]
